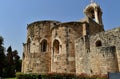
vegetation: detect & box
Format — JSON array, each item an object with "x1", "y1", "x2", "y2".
[
  {"x1": 16, "y1": 72, "x2": 108, "y2": 79},
  {"x1": 0, "y1": 36, "x2": 21, "y2": 78},
  {"x1": 0, "y1": 36, "x2": 6, "y2": 77}
]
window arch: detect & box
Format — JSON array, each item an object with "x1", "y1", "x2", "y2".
[
  {"x1": 27, "y1": 38, "x2": 31, "y2": 53},
  {"x1": 41, "y1": 39, "x2": 47, "y2": 52},
  {"x1": 96, "y1": 40, "x2": 102, "y2": 47},
  {"x1": 53, "y1": 40, "x2": 60, "y2": 54}
]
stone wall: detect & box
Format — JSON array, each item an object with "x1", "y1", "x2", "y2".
[
  {"x1": 90, "y1": 27, "x2": 120, "y2": 71},
  {"x1": 89, "y1": 46, "x2": 118, "y2": 75},
  {"x1": 51, "y1": 22, "x2": 85, "y2": 73},
  {"x1": 22, "y1": 20, "x2": 60, "y2": 73},
  {"x1": 22, "y1": 1, "x2": 109, "y2": 75},
  {"x1": 88, "y1": 17, "x2": 104, "y2": 35},
  {"x1": 75, "y1": 27, "x2": 120, "y2": 75},
  {"x1": 22, "y1": 19, "x2": 108, "y2": 75}
]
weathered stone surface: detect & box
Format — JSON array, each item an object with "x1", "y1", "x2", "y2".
[
  {"x1": 75, "y1": 27, "x2": 120, "y2": 75},
  {"x1": 22, "y1": 2, "x2": 120, "y2": 76}
]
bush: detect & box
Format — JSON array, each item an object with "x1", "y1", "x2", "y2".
[
  {"x1": 16, "y1": 72, "x2": 108, "y2": 79},
  {"x1": 16, "y1": 72, "x2": 38, "y2": 79}
]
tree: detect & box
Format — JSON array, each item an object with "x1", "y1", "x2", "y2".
[
  {"x1": 12, "y1": 50, "x2": 21, "y2": 72},
  {"x1": 6, "y1": 46, "x2": 15, "y2": 77},
  {"x1": 0, "y1": 36, "x2": 5, "y2": 77},
  {"x1": 5, "y1": 46, "x2": 21, "y2": 77},
  {"x1": 0, "y1": 36, "x2": 22, "y2": 77}
]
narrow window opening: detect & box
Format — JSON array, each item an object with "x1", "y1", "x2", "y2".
[
  {"x1": 96, "y1": 40, "x2": 102, "y2": 47},
  {"x1": 27, "y1": 38, "x2": 31, "y2": 53},
  {"x1": 53, "y1": 40, "x2": 60, "y2": 54},
  {"x1": 41, "y1": 40, "x2": 47, "y2": 52}
]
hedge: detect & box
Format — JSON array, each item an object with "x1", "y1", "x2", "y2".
[{"x1": 16, "y1": 72, "x2": 108, "y2": 79}]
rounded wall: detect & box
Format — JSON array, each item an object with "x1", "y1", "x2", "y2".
[
  {"x1": 23, "y1": 20, "x2": 60, "y2": 73},
  {"x1": 27, "y1": 20, "x2": 60, "y2": 53},
  {"x1": 51, "y1": 22, "x2": 84, "y2": 73}
]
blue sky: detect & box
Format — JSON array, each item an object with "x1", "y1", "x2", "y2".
[{"x1": 0, "y1": 0, "x2": 120, "y2": 58}]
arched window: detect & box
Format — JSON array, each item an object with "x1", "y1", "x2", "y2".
[
  {"x1": 41, "y1": 39, "x2": 47, "y2": 52},
  {"x1": 96, "y1": 40, "x2": 102, "y2": 47},
  {"x1": 27, "y1": 38, "x2": 31, "y2": 53},
  {"x1": 53, "y1": 40, "x2": 60, "y2": 54}
]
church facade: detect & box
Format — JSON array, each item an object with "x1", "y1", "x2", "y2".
[{"x1": 22, "y1": 2, "x2": 120, "y2": 75}]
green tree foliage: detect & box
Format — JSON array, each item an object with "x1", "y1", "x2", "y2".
[
  {"x1": 4, "y1": 46, "x2": 21, "y2": 77},
  {"x1": 12, "y1": 50, "x2": 21, "y2": 72},
  {"x1": 5, "y1": 46, "x2": 15, "y2": 77},
  {"x1": 0, "y1": 36, "x2": 21, "y2": 78},
  {"x1": 0, "y1": 36, "x2": 5, "y2": 77}
]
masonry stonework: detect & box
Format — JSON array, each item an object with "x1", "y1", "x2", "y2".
[{"x1": 22, "y1": 2, "x2": 120, "y2": 75}]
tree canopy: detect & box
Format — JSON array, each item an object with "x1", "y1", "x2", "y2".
[
  {"x1": 0, "y1": 36, "x2": 5, "y2": 77},
  {"x1": 0, "y1": 36, "x2": 21, "y2": 78}
]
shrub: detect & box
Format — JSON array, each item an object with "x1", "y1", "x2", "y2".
[
  {"x1": 16, "y1": 72, "x2": 38, "y2": 79},
  {"x1": 16, "y1": 72, "x2": 108, "y2": 79}
]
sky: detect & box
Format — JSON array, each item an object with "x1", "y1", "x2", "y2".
[{"x1": 0, "y1": 0, "x2": 120, "y2": 58}]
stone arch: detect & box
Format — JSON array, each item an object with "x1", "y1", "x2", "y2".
[
  {"x1": 40, "y1": 39, "x2": 47, "y2": 52},
  {"x1": 27, "y1": 38, "x2": 31, "y2": 53},
  {"x1": 52, "y1": 37, "x2": 62, "y2": 54},
  {"x1": 95, "y1": 40, "x2": 102, "y2": 47},
  {"x1": 84, "y1": 3, "x2": 103, "y2": 25},
  {"x1": 85, "y1": 7, "x2": 95, "y2": 19},
  {"x1": 53, "y1": 39, "x2": 60, "y2": 54}
]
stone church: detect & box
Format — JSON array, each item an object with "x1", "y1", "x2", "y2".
[{"x1": 22, "y1": 2, "x2": 120, "y2": 75}]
